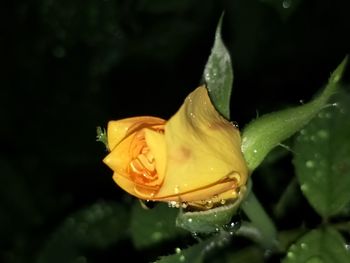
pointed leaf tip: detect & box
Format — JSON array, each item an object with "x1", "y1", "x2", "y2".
[{"x1": 203, "y1": 13, "x2": 233, "y2": 120}]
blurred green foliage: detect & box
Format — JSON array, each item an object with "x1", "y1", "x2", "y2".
[{"x1": 2, "y1": 0, "x2": 350, "y2": 262}]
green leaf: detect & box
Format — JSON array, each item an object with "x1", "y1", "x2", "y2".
[
  {"x1": 37, "y1": 201, "x2": 129, "y2": 263},
  {"x1": 242, "y1": 57, "x2": 347, "y2": 172},
  {"x1": 282, "y1": 227, "x2": 350, "y2": 263},
  {"x1": 130, "y1": 202, "x2": 188, "y2": 249},
  {"x1": 293, "y1": 91, "x2": 350, "y2": 218},
  {"x1": 154, "y1": 234, "x2": 230, "y2": 263},
  {"x1": 176, "y1": 184, "x2": 248, "y2": 233},
  {"x1": 203, "y1": 14, "x2": 233, "y2": 119}
]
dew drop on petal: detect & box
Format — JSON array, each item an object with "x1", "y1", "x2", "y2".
[{"x1": 205, "y1": 200, "x2": 213, "y2": 209}]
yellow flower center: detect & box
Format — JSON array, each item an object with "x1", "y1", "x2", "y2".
[{"x1": 127, "y1": 127, "x2": 164, "y2": 190}]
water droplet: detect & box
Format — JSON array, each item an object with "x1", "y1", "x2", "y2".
[
  {"x1": 191, "y1": 232, "x2": 198, "y2": 239},
  {"x1": 205, "y1": 200, "x2": 213, "y2": 209},
  {"x1": 282, "y1": 0, "x2": 292, "y2": 9},
  {"x1": 220, "y1": 199, "x2": 226, "y2": 205},
  {"x1": 187, "y1": 218, "x2": 193, "y2": 223},
  {"x1": 231, "y1": 121, "x2": 239, "y2": 128},
  {"x1": 174, "y1": 186, "x2": 180, "y2": 194},
  {"x1": 223, "y1": 221, "x2": 240, "y2": 233},
  {"x1": 190, "y1": 112, "x2": 196, "y2": 119},
  {"x1": 151, "y1": 231, "x2": 162, "y2": 241},
  {"x1": 345, "y1": 243, "x2": 350, "y2": 250},
  {"x1": 168, "y1": 201, "x2": 179, "y2": 208},
  {"x1": 300, "y1": 242, "x2": 308, "y2": 249},
  {"x1": 317, "y1": 130, "x2": 329, "y2": 139},
  {"x1": 301, "y1": 184, "x2": 309, "y2": 191},
  {"x1": 175, "y1": 247, "x2": 181, "y2": 254},
  {"x1": 299, "y1": 99, "x2": 304, "y2": 104},
  {"x1": 179, "y1": 255, "x2": 186, "y2": 262},
  {"x1": 306, "y1": 160, "x2": 315, "y2": 168},
  {"x1": 181, "y1": 202, "x2": 188, "y2": 208},
  {"x1": 253, "y1": 149, "x2": 258, "y2": 153},
  {"x1": 325, "y1": 113, "x2": 332, "y2": 119},
  {"x1": 287, "y1": 251, "x2": 295, "y2": 259}
]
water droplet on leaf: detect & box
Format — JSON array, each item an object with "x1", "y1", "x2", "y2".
[
  {"x1": 301, "y1": 184, "x2": 309, "y2": 191},
  {"x1": 300, "y1": 242, "x2": 308, "y2": 249},
  {"x1": 306, "y1": 160, "x2": 315, "y2": 168},
  {"x1": 287, "y1": 251, "x2": 295, "y2": 259}
]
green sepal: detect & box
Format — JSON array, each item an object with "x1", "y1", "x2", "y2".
[
  {"x1": 241, "y1": 56, "x2": 347, "y2": 172},
  {"x1": 176, "y1": 184, "x2": 249, "y2": 233}
]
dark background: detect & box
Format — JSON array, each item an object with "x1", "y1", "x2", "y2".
[{"x1": 2, "y1": 0, "x2": 350, "y2": 262}]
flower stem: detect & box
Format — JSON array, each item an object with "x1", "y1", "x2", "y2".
[{"x1": 241, "y1": 190, "x2": 279, "y2": 250}]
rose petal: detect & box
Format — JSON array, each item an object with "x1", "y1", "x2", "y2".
[
  {"x1": 153, "y1": 86, "x2": 248, "y2": 200},
  {"x1": 112, "y1": 172, "x2": 138, "y2": 196},
  {"x1": 107, "y1": 117, "x2": 165, "y2": 150},
  {"x1": 144, "y1": 129, "x2": 167, "y2": 182},
  {"x1": 103, "y1": 132, "x2": 135, "y2": 175}
]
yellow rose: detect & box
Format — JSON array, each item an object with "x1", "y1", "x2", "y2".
[{"x1": 103, "y1": 86, "x2": 248, "y2": 209}]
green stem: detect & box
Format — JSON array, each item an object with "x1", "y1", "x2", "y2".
[{"x1": 241, "y1": 190, "x2": 279, "y2": 250}]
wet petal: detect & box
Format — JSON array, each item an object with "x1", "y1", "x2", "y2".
[
  {"x1": 154, "y1": 86, "x2": 248, "y2": 200},
  {"x1": 107, "y1": 117, "x2": 165, "y2": 150},
  {"x1": 144, "y1": 129, "x2": 167, "y2": 181},
  {"x1": 103, "y1": 132, "x2": 135, "y2": 174}
]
